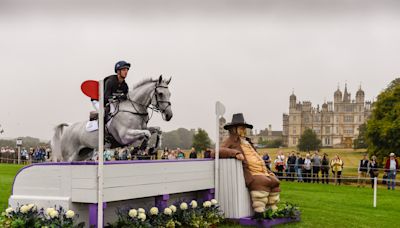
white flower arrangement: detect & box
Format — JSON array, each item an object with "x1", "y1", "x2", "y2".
[
  {"x1": 65, "y1": 210, "x2": 75, "y2": 219},
  {"x1": 27, "y1": 204, "x2": 36, "y2": 212},
  {"x1": 49, "y1": 210, "x2": 59, "y2": 219},
  {"x1": 150, "y1": 207, "x2": 159, "y2": 215},
  {"x1": 128, "y1": 209, "x2": 138, "y2": 218},
  {"x1": 169, "y1": 205, "x2": 177, "y2": 213},
  {"x1": 5, "y1": 207, "x2": 14, "y2": 216},
  {"x1": 203, "y1": 201, "x2": 212, "y2": 208},
  {"x1": 163, "y1": 207, "x2": 172, "y2": 216},
  {"x1": 20, "y1": 205, "x2": 30, "y2": 214},
  {"x1": 190, "y1": 200, "x2": 198, "y2": 209},
  {"x1": 180, "y1": 202, "x2": 188, "y2": 210},
  {"x1": 138, "y1": 212, "x2": 146, "y2": 221},
  {"x1": 46, "y1": 208, "x2": 55, "y2": 215},
  {"x1": 138, "y1": 208, "x2": 145, "y2": 214},
  {"x1": 211, "y1": 199, "x2": 218, "y2": 205}
]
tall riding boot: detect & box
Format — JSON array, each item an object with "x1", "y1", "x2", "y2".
[{"x1": 250, "y1": 191, "x2": 269, "y2": 213}]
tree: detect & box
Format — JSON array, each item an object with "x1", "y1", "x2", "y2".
[
  {"x1": 161, "y1": 128, "x2": 194, "y2": 149},
  {"x1": 353, "y1": 123, "x2": 368, "y2": 149},
  {"x1": 366, "y1": 78, "x2": 400, "y2": 162},
  {"x1": 192, "y1": 128, "x2": 211, "y2": 152},
  {"x1": 297, "y1": 129, "x2": 321, "y2": 152}
]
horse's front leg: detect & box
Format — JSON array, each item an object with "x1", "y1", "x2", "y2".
[
  {"x1": 120, "y1": 129, "x2": 151, "y2": 146},
  {"x1": 147, "y1": 126, "x2": 162, "y2": 135},
  {"x1": 146, "y1": 126, "x2": 162, "y2": 149}
]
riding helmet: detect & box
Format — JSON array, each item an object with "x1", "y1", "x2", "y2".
[{"x1": 114, "y1": 60, "x2": 131, "y2": 73}]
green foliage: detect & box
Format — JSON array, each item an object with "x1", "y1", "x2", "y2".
[
  {"x1": 297, "y1": 129, "x2": 321, "y2": 152},
  {"x1": 353, "y1": 123, "x2": 368, "y2": 149},
  {"x1": 257, "y1": 202, "x2": 300, "y2": 220},
  {"x1": 192, "y1": 129, "x2": 212, "y2": 152},
  {"x1": 366, "y1": 78, "x2": 400, "y2": 162},
  {"x1": 161, "y1": 128, "x2": 194, "y2": 150}
]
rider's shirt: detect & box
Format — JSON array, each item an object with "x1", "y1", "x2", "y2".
[{"x1": 104, "y1": 75, "x2": 129, "y2": 106}]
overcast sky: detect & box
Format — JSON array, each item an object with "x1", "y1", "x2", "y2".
[{"x1": 1, "y1": 0, "x2": 399, "y2": 141}]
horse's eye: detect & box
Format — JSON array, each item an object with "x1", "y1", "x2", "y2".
[{"x1": 159, "y1": 93, "x2": 164, "y2": 97}]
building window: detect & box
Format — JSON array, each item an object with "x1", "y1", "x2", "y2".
[
  {"x1": 345, "y1": 105, "x2": 353, "y2": 112},
  {"x1": 344, "y1": 128, "x2": 354, "y2": 134},
  {"x1": 293, "y1": 137, "x2": 296, "y2": 145},
  {"x1": 293, "y1": 127, "x2": 296, "y2": 134},
  {"x1": 304, "y1": 116, "x2": 309, "y2": 123},
  {"x1": 359, "y1": 115, "x2": 362, "y2": 122},
  {"x1": 325, "y1": 137, "x2": 330, "y2": 145},
  {"x1": 293, "y1": 116, "x2": 296, "y2": 121},
  {"x1": 336, "y1": 127, "x2": 339, "y2": 134},
  {"x1": 344, "y1": 115, "x2": 354, "y2": 123},
  {"x1": 314, "y1": 127, "x2": 320, "y2": 134},
  {"x1": 325, "y1": 116, "x2": 330, "y2": 122},
  {"x1": 325, "y1": 126, "x2": 331, "y2": 134}
]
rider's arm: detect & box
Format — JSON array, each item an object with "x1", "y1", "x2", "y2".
[{"x1": 104, "y1": 78, "x2": 115, "y2": 103}]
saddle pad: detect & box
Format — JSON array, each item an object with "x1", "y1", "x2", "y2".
[{"x1": 85, "y1": 120, "x2": 99, "y2": 132}]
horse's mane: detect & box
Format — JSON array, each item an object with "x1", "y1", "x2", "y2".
[
  {"x1": 132, "y1": 78, "x2": 158, "y2": 90},
  {"x1": 132, "y1": 77, "x2": 169, "y2": 90}
]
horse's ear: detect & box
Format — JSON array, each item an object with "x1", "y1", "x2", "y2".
[
  {"x1": 158, "y1": 75, "x2": 163, "y2": 84},
  {"x1": 167, "y1": 77, "x2": 172, "y2": 85}
]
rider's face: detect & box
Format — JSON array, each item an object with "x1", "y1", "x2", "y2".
[
  {"x1": 237, "y1": 126, "x2": 247, "y2": 137},
  {"x1": 118, "y1": 68, "x2": 129, "y2": 79}
]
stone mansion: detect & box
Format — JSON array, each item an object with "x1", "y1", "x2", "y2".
[{"x1": 282, "y1": 84, "x2": 372, "y2": 148}]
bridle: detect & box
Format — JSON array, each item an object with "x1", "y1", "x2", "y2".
[{"x1": 112, "y1": 82, "x2": 171, "y2": 123}]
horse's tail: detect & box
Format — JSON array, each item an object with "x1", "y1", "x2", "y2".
[{"x1": 51, "y1": 123, "x2": 69, "y2": 162}]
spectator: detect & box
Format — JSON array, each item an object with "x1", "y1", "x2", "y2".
[
  {"x1": 312, "y1": 151, "x2": 321, "y2": 183},
  {"x1": 168, "y1": 150, "x2": 177, "y2": 160},
  {"x1": 189, "y1": 147, "x2": 197, "y2": 159},
  {"x1": 385, "y1": 153, "x2": 398, "y2": 190},
  {"x1": 331, "y1": 154, "x2": 344, "y2": 185},
  {"x1": 177, "y1": 148, "x2": 185, "y2": 159},
  {"x1": 369, "y1": 155, "x2": 379, "y2": 188},
  {"x1": 295, "y1": 153, "x2": 304, "y2": 182},
  {"x1": 357, "y1": 153, "x2": 369, "y2": 187},
  {"x1": 274, "y1": 150, "x2": 286, "y2": 179},
  {"x1": 321, "y1": 153, "x2": 330, "y2": 184},
  {"x1": 286, "y1": 152, "x2": 297, "y2": 181},
  {"x1": 303, "y1": 154, "x2": 312, "y2": 183},
  {"x1": 161, "y1": 147, "x2": 169, "y2": 159},
  {"x1": 203, "y1": 149, "x2": 211, "y2": 158},
  {"x1": 262, "y1": 151, "x2": 271, "y2": 170}
]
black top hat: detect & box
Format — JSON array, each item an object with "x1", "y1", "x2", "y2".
[{"x1": 224, "y1": 113, "x2": 253, "y2": 130}]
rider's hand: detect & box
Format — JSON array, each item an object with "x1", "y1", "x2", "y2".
[
  {"x1": 235, "y1": 153, "x2": 245, "y2": 161},
  {"x1": 119, "y1": 94, "x2": 127, "y2": 100}
]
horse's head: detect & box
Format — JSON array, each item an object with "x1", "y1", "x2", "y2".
[{"x1": 151, "y1": 75, "x2": 173, "y2": 121}]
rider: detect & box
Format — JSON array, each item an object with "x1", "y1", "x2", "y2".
[{"x1": 91, "y1": 60, "x2": 131, "y2": 112}]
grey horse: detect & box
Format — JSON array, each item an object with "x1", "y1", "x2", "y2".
[{"x1": 51, "y1": 75, "x2": 172, "y2": 161}]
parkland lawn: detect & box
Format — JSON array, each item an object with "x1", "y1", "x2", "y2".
[{"x1": 1, "y1": 159, "x2": 399, "y2": 227}]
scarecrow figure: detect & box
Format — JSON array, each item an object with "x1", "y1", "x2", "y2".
[{"x1": 216, "y1": 113, "x2": 281, "y2": 213}]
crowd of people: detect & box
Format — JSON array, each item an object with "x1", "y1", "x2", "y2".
[
  {"x1": 262, "y1": 150, "x2": 398, "y2": 189},
  {"x1": 160, "y1": 147, "x2": 212, "y2": 160},
  {"x1": 0, "y1": 146, "x2": 51, "y2": 163},
  {"x1": 262, "y1": 150, "x2": 344, "y2": 184}
]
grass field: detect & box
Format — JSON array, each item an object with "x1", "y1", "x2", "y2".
[
  {"x1": 219, "y1": 181, "x2": 400, "y2": 228},
  {"x1": 0, "y1": 163, "x2": 23, "y2": 210}
]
